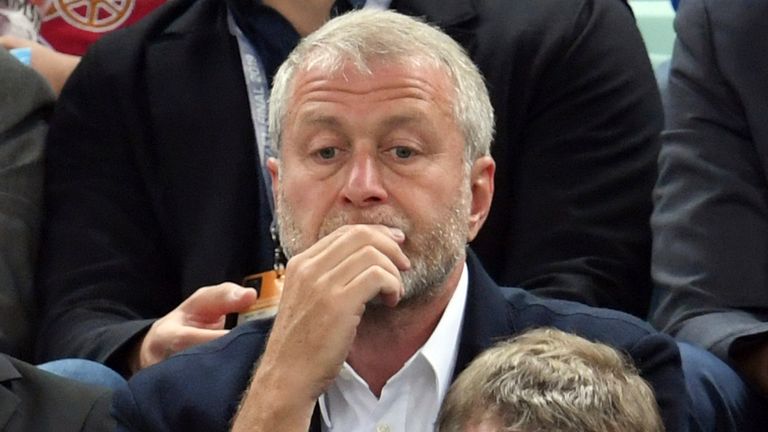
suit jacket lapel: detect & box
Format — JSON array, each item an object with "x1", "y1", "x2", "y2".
[
  {"x1": 452, "y1": 250, "x2": 515, "y2": 381},
  {"x1": 141, "y1": 0, "x2": 272, "y2": 285},
  {"x1": 0, "y1": 356, "x2": 21, "y2": 430}
]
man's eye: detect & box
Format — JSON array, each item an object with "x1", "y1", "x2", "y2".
[
  {"x1": 316, "y1": 147, "x2": 337, "y2": 160},
  {"x1": 392, "y1": 147, "x2": 414, "y2": 159}
]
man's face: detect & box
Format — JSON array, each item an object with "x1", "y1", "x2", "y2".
[{"x1": 271, "y1": 59, "x2": 475, "y2": 304}]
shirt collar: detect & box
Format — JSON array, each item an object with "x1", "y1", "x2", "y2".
[
  {"x1": 421, "y1": 261, "x2": 468, "y2": 405},
  {"x1": 318, "y1": 262, "x2": 468, "y2": 428}
]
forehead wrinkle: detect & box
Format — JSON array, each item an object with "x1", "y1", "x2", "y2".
[
  {"x1": 286, "y1": 64, "x2": 457, "y2": 141},
  {"x1": 293, "y1": 62, "x2": 451, "y2": 102},
  {"x1": 294, "y1": 104, "x2": 444, "y2": 141}
]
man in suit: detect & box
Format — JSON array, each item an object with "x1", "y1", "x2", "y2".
[
  {"x1": 37, "y1": 0, "x2": 662, "y2": 376},
  {"x1": 0, "y1": 353, "x2": 114, "y2": 431},
  {"x1": 112, "y1": 11, "x2": 688, "y2": 431},
  {"x1": 0, "y1": 47, "x2": 52, "y2": 360},
  {"x1": 652, "y1": 0, "x2": 768, "y2": 399}
]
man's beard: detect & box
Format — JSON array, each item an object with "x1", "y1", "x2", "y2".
[{"x1": 276, "y1": 182, "x2": 471, "y2": 307}]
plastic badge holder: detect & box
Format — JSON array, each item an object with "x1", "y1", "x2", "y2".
[{"x1": 225, "y1": 269, "x2": 283, "y2": 328}]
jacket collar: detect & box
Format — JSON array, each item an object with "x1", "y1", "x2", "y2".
[
  {"x1": 159, "y1": 0, "x2": 230, "y2": 37},
  {"x1": 452, "y1": 249, "x2": 513, "y2": 380}
]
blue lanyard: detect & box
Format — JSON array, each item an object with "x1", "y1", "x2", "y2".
[{"x1": 228, "y1": 11, "x2": 275, "y2": 214}]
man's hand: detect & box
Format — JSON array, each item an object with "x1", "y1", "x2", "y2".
[
  {"x1": 231, "y1": 224, "x2": 410, "y2": 432},
  {"x1": 0, "y1": 35, "x2": 80, "y2": 94},
  {"x1": 129, "y1": 283, "x2": 258, "y2": 373}
]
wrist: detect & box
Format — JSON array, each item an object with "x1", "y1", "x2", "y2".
[
  {"x1": 231, "y1": 360, "x2": 318, "y2": 432},
  {"x1": 127, "y1": 336, "x2": 146, "y2": 375}
]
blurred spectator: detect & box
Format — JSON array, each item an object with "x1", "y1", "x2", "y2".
[
  {"x1": 0, "y1": 353, "x2": 115, "y2": 431},
  {"x1": 651, "y1": 0, "x2": 768, "y2": 402},
  {"x1": 2, "y1": 39, "x2": 124, "y2": 395},
  {"x1": 0, "y1": 0, "x2": 165, "y2": 93},
  {"x1": 0, "y1": 46, "x2": 53, "y2": 360}
]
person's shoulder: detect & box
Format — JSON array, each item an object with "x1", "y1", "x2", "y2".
[
  {"x1": 500, "y1": 286, "x2": 658, "y2": 345},
  {"x1": 1, "y1": 355, "x2": 115, "y2": 431},
  {"x1": 677, "y1": 0, "x2": 765, "y2": 30},
  {"x1": 131, "y1": 320, "x2": 271, "y2": 388},
  {"x1": 473, "y1": 0, "x2": 633, "y2": 28},
  {"x1": 463, "y1": 0, "x2": 639, "y2": 69},
  {"x1": 692, "y1": 0, "x2": 768, "y2": 33},
  {"x1": 695, "y1": 0, "x2": 767, "y2": 18},
  {"x1": 72, "y1": 0, "x2": 229, "y2": 89},
  {"x1": 114, "y1": 322, "x2": 272, "y2": 432},
  {"x1": 0, "y1": 49, "x2": 54, "y2": 129},
  {"x1": 87, "y1": 0, "x2": 227, "y2": 55}
]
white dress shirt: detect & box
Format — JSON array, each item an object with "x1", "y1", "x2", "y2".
[{"x1": 319, "y1": 263, "x2": 468, "y2": 432}]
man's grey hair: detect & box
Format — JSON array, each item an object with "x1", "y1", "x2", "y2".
[{"x1": 268, "y1": 9, "x2": 494, "y2": 164}]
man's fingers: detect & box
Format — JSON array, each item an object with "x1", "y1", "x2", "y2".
[
  {"x1": 345, "y1": 266, "x2": 403, "y2": 308},
  {"x1": 320, "y1": 244, "x2": 403, "y2": 292},
  {"x1": 298, "y1": 224, "x2": 411, "y2": 273},
  {"x1": 180, "y1": 283, "x2": 259, "y2": 324}
]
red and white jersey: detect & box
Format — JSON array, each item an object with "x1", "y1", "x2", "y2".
[{"x1": 39, "y1": 0, "x2": 164, "y2": 55}]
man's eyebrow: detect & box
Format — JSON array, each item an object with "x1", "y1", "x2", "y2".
[
  {"x1": 296, "y1": 112, "x2": 342, "y2": 128},
  {"x1": 379, "y1": 113, "x2": 426, "y2": 130}
]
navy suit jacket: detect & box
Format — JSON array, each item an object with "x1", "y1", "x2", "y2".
[{"x1": 113, "y1": 252, "x2": 688, "y2": 432}]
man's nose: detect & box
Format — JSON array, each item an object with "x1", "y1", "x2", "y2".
[{"x1": 342, "y1": 153, "x2": 388, "y2": 206}]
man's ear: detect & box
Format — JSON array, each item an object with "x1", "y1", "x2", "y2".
[
  {"x1": 267, "y1": 157, "x2": 280, "y2": 204},
  {"x1": 467, "y1": 156, "x2": 495, "y2": 242}
]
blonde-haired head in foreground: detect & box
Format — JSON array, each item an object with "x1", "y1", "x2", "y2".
[{"x1": 437, "y1": 328, "x2": 665, "y2": 432}]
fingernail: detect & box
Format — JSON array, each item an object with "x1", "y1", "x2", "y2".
[{"x1": 388, "y1": 227, "x2": 405, "y2": 241}]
